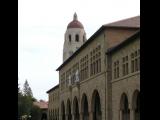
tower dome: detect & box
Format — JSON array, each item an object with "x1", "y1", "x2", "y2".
[
  {"x1": 63, "y1": 13, "x2": 87, "y2": 62},
  {"x1": 67, "y1": 13, "x2": 84, "y2": 29}
]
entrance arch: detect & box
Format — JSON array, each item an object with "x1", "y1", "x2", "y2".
[
  {"x1": 67, "y1": 99, "x2": 72, "y2": 120},
  {"x1": 132, "y1": 90, "x2": 140, "y2": 120},
  {"x1": 120, "y1": 93, "x2": 130, "y2": 120},
  {"x1": 91, "y1": 90, "x2": 102, "y2": 120},
  {"x1": 61, "y1": 101, "x2": 65, "y2": 120},
  {"x1": 41, "y1": 112, "x2": 47, "y2": 120},
  {"x1": 81, "y1": 93, "x2": 89, "y2": 120},
  {"x1": 73, "y1": 97, "x2": 80, "y2": 120}
]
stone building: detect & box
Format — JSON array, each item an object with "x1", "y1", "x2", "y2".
[
  {"x1": 47, "y1": 14, "x2": 140, "y2": 120},
  {"x1": 47, "y1": 85, "x2": 60, "y2": 120}
]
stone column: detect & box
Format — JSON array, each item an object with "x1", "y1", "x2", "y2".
[
  {"x1": 119, "y1": 110, "x2": 122, "y2": 120},
  {"x1": 59, "y1": 114, "x2": 62, "y2": 120},
  {"x1": 130, "y1": 109, "x2": 135, "y2": 120},
  {"x1": 72, "y1": 113, "x2": 75, "y2": 120},
  {"x1": 66, "y1": 114, "x2": 68, "y2": 120},
  {"x1": 89, "y1": 111, "x2": 93, "y2": 120},
  {"x1": 80, "y1": 112, "x2": 83, "y2": 120}
]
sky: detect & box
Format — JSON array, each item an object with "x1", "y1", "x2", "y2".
[{"x1": 18, "y1": 0, "x2": 140, "y2": 101}]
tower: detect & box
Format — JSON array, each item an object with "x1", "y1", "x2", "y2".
[{"x1": 63, "y1": 13, "x2": 87, "y2": 62}]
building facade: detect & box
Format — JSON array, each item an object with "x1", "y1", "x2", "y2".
[
  {"x1": 47, "y1": 85, "x2": 60, "y2": 120},
  {"x1": 47, "y1": 15, "x2": 140, "y2": 120}
]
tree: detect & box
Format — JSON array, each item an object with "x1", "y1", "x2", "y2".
[
  {"x1": 30, "y1": 105, "x2": 42, "y2": 120},
  {"x1": 23, "y1": 79, "x2": 33, "y2": 97}
]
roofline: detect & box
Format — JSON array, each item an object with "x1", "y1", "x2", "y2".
[
  {"x1": 56, "y1": 17, "x2": 140, "y2": 71},
  {"x1": 46, "y1": 84, "x2": 59, "y2": 93},
  {"x1": 106, "y1": 30, "x2": 140, "y2": 54}
]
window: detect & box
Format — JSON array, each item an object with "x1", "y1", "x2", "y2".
[
  {"x1": 61, "y1": 73, "x2": 65, "y2": 90},
  {"x1": 122, "y1": 56, "x2": 129, "y2": 76},
  {"x1": 131, "y1": 49, "x2": 140, "y2": 73},
  {"x1": 113, "y1": 60, "x2": 119, "y2": 79},
  {"x1": 66, "y1": 69, "x2": 71, "y2": 86},
  {"x1": 75, "y1": 34, "x2": 79, "y2": 42},
  {"x1": 90, "y1": 45, "x2": 101, "y2": 76},
  {"x1": 71, "y1": 63, "x2": 79, "y2": 84},
  {"x1": 80, "y1": 55, "x2": 88, "y2": 81},
  {"x1": 69, "y1": 34, "x2": 71, "y2": 42},
  {"x1": 83, "y1": 35, "x2": 85, "y2": 42}
]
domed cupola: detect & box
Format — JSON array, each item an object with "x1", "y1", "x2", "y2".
[
  {"x1": 67, "y1": 13, "x2": 84, "y2": 29},
  {"x1": 63, "y1": 13, "x2": 87, "y2": 62}
]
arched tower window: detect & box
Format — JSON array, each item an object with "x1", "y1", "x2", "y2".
[
  {"x1": 69, "y1": 35, "x2": 71, "y2": 42},
  {"x1": 75, "y1": 34, "x2": 79, "y2": 42},
  {"x1": 83, "y1": 35, "x2": 85, "y2": 42}
]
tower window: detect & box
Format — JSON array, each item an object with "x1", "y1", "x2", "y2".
[
  {"x1": 69, "y1": 35, "x2": 71, "y2": 42},
  {"x1": 75, "y1": 34, "x2": 79, "y2": 42},
  {"x1": 83, "y1": 35, "x2": 85, "y2": 42}
]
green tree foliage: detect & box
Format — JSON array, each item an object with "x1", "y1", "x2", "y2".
[
  {"x1": 23, "y1": 80, "x2": 33, "y2": 97},
  {"x1": 30, "y1": 105, "x2": 42, "y2": 120},
  {"x1": 18, "y1": 79, "x2": 42, "y2": 120}
]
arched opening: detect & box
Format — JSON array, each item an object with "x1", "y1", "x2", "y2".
[
  {"x1": 81, "y1": 94, "x2": 89, "y2": 120},
  {"x1": 73, "y1": 97, "x2": 79, "y2": 120},
  {"x1": 120, "y1": 93, "x2": 130, "y2": 120},
  {"x1": 75, "y1": 34, "x2": 79, "y2": 42},
  {"x1": 132, "y1": 90, "x2": 140, "y2": 120},
  {"x1": 61, "y1": 101, "x2": 66, "y2": 120},
  {"x1": 83, "y1": 34, "x2": 86, "y2": 43},
  {"x1": 69, "y1": 34, "x2": 71, "y2": 42},
  {"x1": 91, "y1": 90, "x2": 101, "y2": 120},
  {"x1": 55, "y1": 109, "x2": 57, "y2": 120},
  {"x1": 67, "y1": 99, "x2": 72, "y2": 120},
  {"x1": 41, "y1": 112, "x2": 47, "y2": 120}
]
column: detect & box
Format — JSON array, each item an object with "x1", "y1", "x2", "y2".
[
  {"x1": 66, "y1": 114, "x2": 68, "y2": 120},
  {"x1": 89, "y1": 111, "x2": 93, "y2": 120},
  {"x1": 119, "y1": 110, "x2": 122, "y2": 120},
  {"x1": 80, "y1": 112, "x2": 83, "y2": 120},
  {"x1": 72, "y1": 113, "x2": 75, "y2": 120},
  {"x1": 130, "y1": 108, "x2": 135, "y2": 120}
]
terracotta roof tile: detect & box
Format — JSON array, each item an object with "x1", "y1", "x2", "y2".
[
  {"x1": 104, "y1": 16, "x2": 140, "y2": 28},
  {"x1": 33, "y1": 101, "x2": 48, "y2": 109}
]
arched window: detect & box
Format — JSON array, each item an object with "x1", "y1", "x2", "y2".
[
  {"x1": 91, "y1": 90, "x2": 101, "y2": 120},
  {"x1": 61, "y1": 101, "x2": 65, "y2": 120},
  {"x1": 75, "y1": 34, "x2": 79, "y2": 42},
  {"x1": 132, "y1": 90, "x2": 140, "y2": 120},
  {"x1": 81, "y1": 94, "x2": 89, "y2": 120},
  {"x1": 67, "y1": 99, "x2": 72, "y2": 120},
  {"x1": 83, "y1": 35, "x2": 85, "y2": 42},
  {"x1": 120, "y1": 93, "x2": 130, "y2": 120},
  {"x1": 69, "y1": 35, "x2": 71, "y2": 42},
  {"x1": 73, "y1": 97, "x2": 79, "y2": 120}
]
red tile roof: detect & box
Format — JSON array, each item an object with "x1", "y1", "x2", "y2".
[
  {"x1": 104, "y1": 16, "x2": 140, "y2": 28},
  {"x1": 33, "y1": 100, "x2": 48, "y2": 109}
]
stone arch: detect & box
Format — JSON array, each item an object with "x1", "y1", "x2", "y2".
[
  {"x1": 41, "y1": 112, "x2": 47, "y2": 120},
  {"x1": 81, "y1": 93, "x2": 89, "y2": 120},
  {"x1": 120, "y1": 93, "x2": 130, "y2": 120},
  {"x1": 132, "y1": 90, "x2": 140, "y2": 120},
  {"x1": 73, "y1": 96, "x2": 80, "y2": 120},
  {"x1": 91, "y1": 89, "x2": 102, "y2": 120},
  {"x1": 67, "y1": 99, "x2": 72, "y2": 120},
  {"x1": 61, "y1": 101, "x2": 66, "y2": 120}
]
